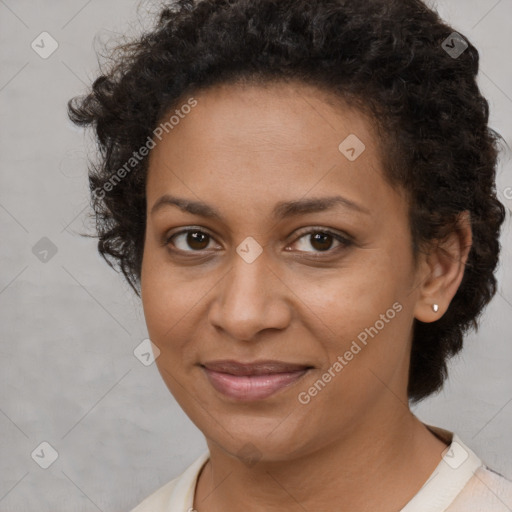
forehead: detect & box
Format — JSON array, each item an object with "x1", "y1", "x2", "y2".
[
  {"x1": 151, "y1": 80, "x2": 379, "y2": 156},
  {"x1": 146, "y1": 80, "x2": 401, "y2": 221}
]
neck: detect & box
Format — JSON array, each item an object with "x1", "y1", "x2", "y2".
[{"x1": 194, "y1": 403, "x2": 448, "y2": 512}]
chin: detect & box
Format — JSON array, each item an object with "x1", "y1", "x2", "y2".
[{"x1": 200, "y1": 414, "x2": 315, "y2": 463}]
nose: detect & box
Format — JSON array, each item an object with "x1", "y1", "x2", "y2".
[{"x1": 207, "y1": 247, "x2": 292, "y2": 342}]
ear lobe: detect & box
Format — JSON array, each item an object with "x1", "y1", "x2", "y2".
[{"x1": 414, "y1": 211, "x2": 472, "y2": 323}]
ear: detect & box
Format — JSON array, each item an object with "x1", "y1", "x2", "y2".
[{"x1": 413, "y1": 211, "x2": 472, "y2": 322}]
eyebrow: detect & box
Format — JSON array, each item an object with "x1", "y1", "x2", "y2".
[{"x1": 150, "y1": 194, "x2": 371, "y2": 220}]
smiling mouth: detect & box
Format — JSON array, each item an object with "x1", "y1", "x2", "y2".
[{"x1": 200, "y1": 360, "x2": 313, "y2": 401}]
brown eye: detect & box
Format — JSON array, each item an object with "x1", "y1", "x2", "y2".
[
  {"x1": 309, "y1": 232, "x2": 334, "y2": 251},
  {"x1": 167, "y1": 229, "x2": 214, "y2": 252},
  {"x1": 165, "y1": 227, "x2": 352, "y2": 257},
  {"x1": 290, "y1": 229, "x2": 352, "y2": 254}
]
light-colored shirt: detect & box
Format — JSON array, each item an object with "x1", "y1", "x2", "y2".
[{"x1": 129, "y1": 424, "x2": 512, "y2": 511}]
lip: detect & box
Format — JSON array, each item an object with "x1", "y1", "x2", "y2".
[{"x1": 201, "y1": 360, "x2": 312, "y2": 401}]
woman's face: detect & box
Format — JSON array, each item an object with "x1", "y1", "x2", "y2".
[{"x1": 141, "y1": 81, "x2": 425, "y2": 461}]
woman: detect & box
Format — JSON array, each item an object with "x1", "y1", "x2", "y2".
[{"x1": 68, "y1": 0, "x2": 512, "y2": 510}]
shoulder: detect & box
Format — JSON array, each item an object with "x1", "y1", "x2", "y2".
[
  {"x1": 128, "y1": 476, "x2": 181, "y2": 512},
  {"x1": 448, "y1": 465, "x2": 512, "y2": 511},
  {"x1": 419, "y1": 425, "x2": 512, "y2": 512},
  {"x1": 128, "y1": 451, "x2": 210, "y2": 512}
]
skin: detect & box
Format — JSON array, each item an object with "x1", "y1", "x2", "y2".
[{"x1": 141, "y1": 80, "x2": 472, "y2": 512}]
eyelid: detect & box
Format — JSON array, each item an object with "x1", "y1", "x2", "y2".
[
  {"x1": 163, "y1": 226, "x2": 219, "y2": 249},
  {"x1": 164, "y1": 225, "x2": 354, "y2": 255},
  {"x1": 291, "y1": 226, "x2": 354, "y2": 245}
]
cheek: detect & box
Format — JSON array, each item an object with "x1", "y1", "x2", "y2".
[
  {"x1": 290, "y1": 255, "x2": 402, "y2": 335},
  {"x1": 141, "y1": 271, "x2": 200, "y2": 344},
  {"x1": 140, "y1": 245, "x2": 220, "y2": 359},
  {"x1": 141, "y1": 246, "x2": 186, "y2": 343},
  {"x1": 294, "y1": 302, "x2": 412, "y2": 429},
  {"x1": 291, "y1": 248, "x2": 413, "y2": 382},
  {"x1": 140, "y1": 258, "x2": 205, "y2": 401}
]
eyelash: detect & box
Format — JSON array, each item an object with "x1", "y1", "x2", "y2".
[{"x1": 164, "y1": 227, "x2": 353, "y2": 257}]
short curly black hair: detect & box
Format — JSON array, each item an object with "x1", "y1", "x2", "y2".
[{"x1": 68, "y1": 0, "x2": 506, "y2": 403}]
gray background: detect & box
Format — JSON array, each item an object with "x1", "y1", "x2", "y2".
[{"x1": 0, "y1": 0, "x2": 511, "y2": 510}]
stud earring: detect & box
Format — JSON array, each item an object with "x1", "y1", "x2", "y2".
[{"x1": 432, "y1": 304, "x2": 439, "y2": 312}]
